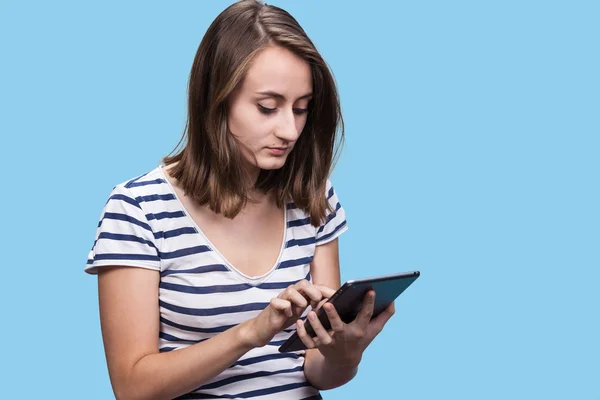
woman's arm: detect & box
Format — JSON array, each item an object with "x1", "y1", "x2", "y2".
[
  {"x1": 99, "y1": 265, "x2": 332, "y2": 400},
  {"x1": 303, "y1": 238, "x2": 359, "y2": 390},
  {"x1": 304, "y1": 351, "x2": 359, "y2": 390},
  {"x1": 98, "y1": 265, "x2": 258, "y2": 400}
]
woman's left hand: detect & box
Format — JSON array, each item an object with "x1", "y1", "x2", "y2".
[{"x1": 295, "y1": 288, "x2": 395, "y2": 367}]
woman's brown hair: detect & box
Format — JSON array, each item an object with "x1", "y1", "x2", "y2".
[{"x1": 162, "y1": 0, "x2": 344, "y2": 227}]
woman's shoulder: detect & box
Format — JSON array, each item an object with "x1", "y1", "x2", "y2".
[
  {"x1": 109, "y1": 165, "x2": 171, "y2": 199},
  {"x1": 118, "y1": 165, "x2": 165, "y2": 189}
]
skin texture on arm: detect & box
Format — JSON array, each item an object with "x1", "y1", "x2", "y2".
[
  {"x1": 302, "y1": 238, "x2": 360, "y2": 390},
  {"x1": 98, "y1": 266, "x2": 259, "y2": 400}
]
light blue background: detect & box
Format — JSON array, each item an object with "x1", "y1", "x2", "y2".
[{"x1": 1, "y1": 0, "x2": 598, "y2": 398}]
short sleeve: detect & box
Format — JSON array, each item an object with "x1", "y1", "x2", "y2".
[
  {"x1": 315, "y1": 180, "x2": 349, "y2": 246},
  {"x1": 84, "y1": 185, "x2": 161, "y2": 275}
]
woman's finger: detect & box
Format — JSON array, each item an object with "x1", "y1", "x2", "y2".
[
  {"x1": 294, "y1": 280, "x2": 324, "y2": 308},
  {"x1": 315, "y1": 298, "x2": 329, "y2": 310},
  {"x1": 296, "y1": 319, "x2": 317, "y2": 349},
  {"x1": 270, "y1": 298, "x2": 293, "y2": 318},
  {"x1": 308, "y1": 311, "x2": 333, "y2": 345},
  {"x1": 279, "y1": 287, "x2": 308, "y2": 309},
  {"x1": 312, "y1": 284, "x2": 336, "y2": 299},
  {"x1": 323, "y1": 303, "x2": 345, "y2": 333},
  {"x1": 370, "y1": 301, "x2": 395, "y2": 327},
  {"x1": 355, "y1": 290, "x2": 376, "y2": 326}
]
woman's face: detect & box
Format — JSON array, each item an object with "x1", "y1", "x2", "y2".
[{"x1": 227, "y1": 45, "x2": 313, "y2": 173}]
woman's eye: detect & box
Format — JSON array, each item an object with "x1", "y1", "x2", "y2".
[
  {"x1": 258, "y1": 104, "x2": 309, "y2": 115},
  {"x1": 258, "y1": 104, "x2": 276, "y2": 114},
  {"x1": 293, "y1": 108, "x2": 308, "y2": 115}
]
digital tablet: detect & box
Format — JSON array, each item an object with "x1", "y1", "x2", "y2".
[{"x1": 278, "y1": 270, "x2": 420, "y2": 353}]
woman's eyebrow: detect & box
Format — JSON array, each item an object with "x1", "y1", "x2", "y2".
[{"x1": 255, "y1": 90, "x2": 313, "y2": 101}]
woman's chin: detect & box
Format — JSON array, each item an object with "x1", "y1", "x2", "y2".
[{"x1": 257, "y1": 157, "x2": 288, "y2": 170}]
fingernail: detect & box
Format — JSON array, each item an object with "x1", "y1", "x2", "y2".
[{"x1": 309, "y1": 312, "x2": 316, "y2": 320}]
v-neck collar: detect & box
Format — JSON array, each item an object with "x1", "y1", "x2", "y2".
[{"x1": 157, "y1": 164, "x2": 288, "y2": 286}]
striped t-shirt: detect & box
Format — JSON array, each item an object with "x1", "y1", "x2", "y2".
[{"x1": 85, "y1": 165, "x2": 348, "y2": 400}]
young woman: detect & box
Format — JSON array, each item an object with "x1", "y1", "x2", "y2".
[{"x1": 85, "y1": 1, "x2": 395, "y2": 399}]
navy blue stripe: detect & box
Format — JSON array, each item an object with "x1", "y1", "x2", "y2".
[
  {"x1": 316, "y1": 219, "x2": 347, "y2": 243},
  {"x1": 159, "y1": 245, "x2": 211, "y2": 259},
  {"x1": 269, "y1": 339, "x2": 288, "y2": 346},
  {"x1": 327, "y1": 185, "x2": 334, "y2": 200},
  {"x1": 159, "y1": 347, "x2": 177, "y2": 352},
  {"x1": 125, "y1": 172, "x2": 150, "y2": 188},
  {"x1": 175, "y1": 394, "x2": 221, "y2": 400},
  {"x1": 177, "y1": 382, "x2": 311, "y2": 400},
  {"x1": 146, "y1": 211, "x2": 186, "y2": 221},
  {"x1": 159, "y1": 331, "x2": 208, "y2": 344},
  {"x1": 108, "y1": 194, "x2": 141, "y2": 209},
  {"x1": 93, "y1": 253, "x2": 160, "y2": 262},
  {"x1": 232, "y1": 352, "x2": 300, "y2": 367},
  {"x1": 98, "y1": 232, "x2": 157, "y2": 250},
  {"x1": 199, "y1": 366, "x2": 303, "y2": 391},
  {"x1": 258, "y1": 271, "x2": 311, "y2": 289},
  {"x1": 101, "y1": 212, "x2": 152, "y2": 232},
  {"x1": 128, "y1": 178, "x2": 167, "y2": 187},
  {"x1": 154, "y1": 227, "x2": 197, "y2": 240},
  {"x1": 135, "y1": 193, "x2": 176, "y2": 203},
  {"x1": 86, "y1": 259, "x2": 93, "y2": 265},
  {"x1": 286, "y1": 236, "x2": 316, "y2": 248},
  {"x1": 278, "y1": 256, "x2": 313, "y2": 269},
  {"x1": 316, "y1": 202, "x2": 342, "y2": 234},
  {"x1": 160, "y1": 264, "x2": 229, "y2": 277},
  {"x1": 159, "y1": 300, "x2": 268, "y2": 316},
  {"x1": 160, "y1": 281, "x2": 252, "y2": 295},
  {"x1": 231, "y1": 381, "x2": 311, "y2": 399},
  {"x1": 288, "y1": 216, "x2": 311, "y2": 228},
  {"x1": 160, "y1": 316, "x2": 236, "y2": 334},
  {"x1": 258, "y1": 281, "x2": 301, "y2": 290}
]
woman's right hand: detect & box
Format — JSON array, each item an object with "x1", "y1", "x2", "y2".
[{"x1": 245, "y1": 280, "x2": 332, "y2": 348}]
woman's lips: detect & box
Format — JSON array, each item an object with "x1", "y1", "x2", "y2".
[{"x1": 266, "y1": 147, "x2": 288, "y2": 155}]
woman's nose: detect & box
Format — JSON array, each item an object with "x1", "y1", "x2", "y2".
[{"x1": 275, "y1": 109, "x2": 301, "y2": 141}]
